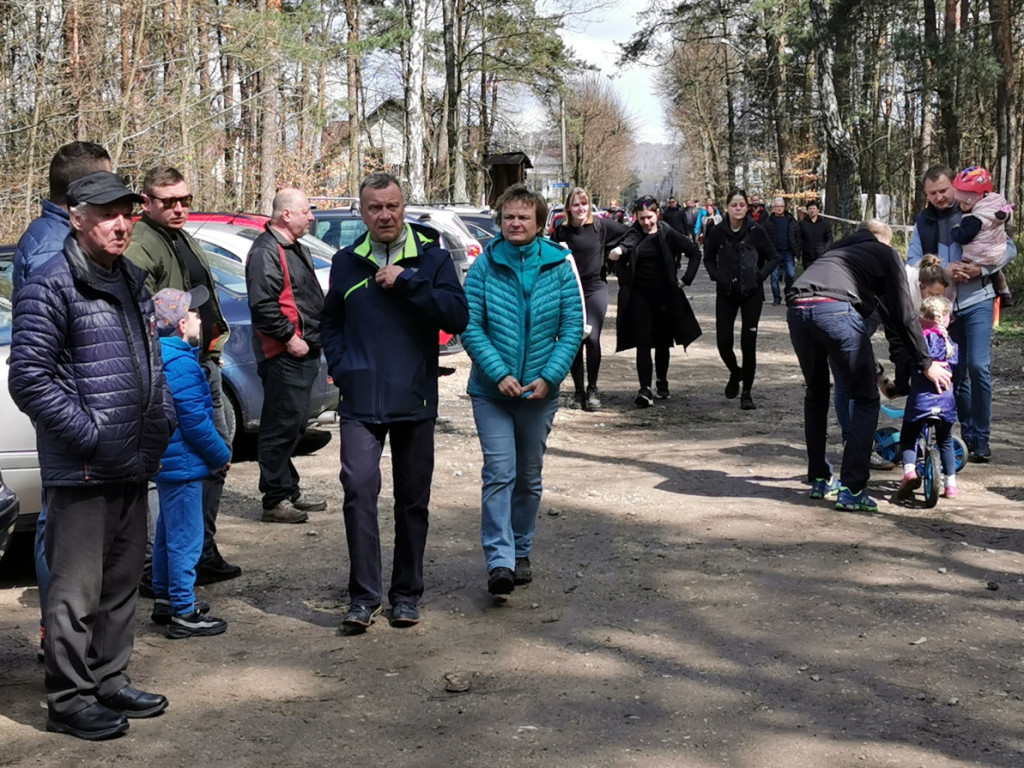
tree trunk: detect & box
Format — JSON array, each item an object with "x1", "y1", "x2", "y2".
[
  {"x1": 258, "y1": 0, "x2": 281, "y2": 215},
  {"x1": 809, "y1": 0, "x2": 857, "y2": 220},
  {"x1": 989, "y1": 0, "x2": 1013, "y2": 201},
  {"x1": 406, "y1": 0, "x2": 426, "y2": 201},
  {"x1": 764, "y1": 28, "x2": 792, "y2": 191},
  {"x1": 344, "y1": 0, "x2": 361, "y2": 193}
]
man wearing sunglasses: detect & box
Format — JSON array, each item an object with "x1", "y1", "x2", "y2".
[{"x1": 126, "y1": 166, "x2": 238, "y2": 588}]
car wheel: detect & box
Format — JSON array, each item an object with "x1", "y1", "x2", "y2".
[{"x1": 222, "y1": 387, "x2": 239, "y2": 447}]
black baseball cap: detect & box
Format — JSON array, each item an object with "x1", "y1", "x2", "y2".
[{"x1": 66, "y1": 171, "x2": 144, "y2": 207}]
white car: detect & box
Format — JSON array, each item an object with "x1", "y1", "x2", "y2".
[
  {"x1": 404, "y1": 206, "x2": 483, "y2": 265},
  {"x1": 183, "y1": 221, "x2": 334, "y2": 293},
  {"x1": 0, "y1": 290, "x2": 41, "y2": 531}
]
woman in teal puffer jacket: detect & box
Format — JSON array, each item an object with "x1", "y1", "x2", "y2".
[{"x1": 462, "y1": 184, "x2": 584, "y2": 598}]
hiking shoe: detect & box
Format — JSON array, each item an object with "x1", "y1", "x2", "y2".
[
  {"x1": 569, "y1": 391, "x2": 585, "y2": 410},
  {"x1": 195, "y1": 553, "x2": 242, "y2": 585},
  {"x1": 809, "y1": 476, "x2": 840, "y2": 500},
  {"x1": 655, "y1": 380, "x2": 670, "y2": 399},
  {"x1": 835, "y1": 487, "x2": 879, "y2": 513},
  {"x1": 389, "y1": 602, "x2": 420, "y2": 628},
  {"x1": 585, "y1": 387, "x2": 602, "y2": 411},
  {"x1": 513, "y1": 557, "x2": 533, "y2": 585},
  {"x1": 292, "y1": 492, "x2": 327, "y2": 512},
  {"x1": 870, "y1": 452, "x2": 896, "y2": 470},
  {"x1": 487, "y1": 567, "x2": 515, "y2": 595},
  {"x1": 341, "y1": 604, "x2": 383, "y2": 630},
  {"x1": 167, "y1": 609, "x2": 227, "y2": 639},
  {"x1": 944, "y1": 484, "x2": 959, "y2": 499},
  {"x1": 740, "y1": 391, "x2": 756, "y2": 410},
  {"x1": 152, "y1": 599, "x2": 209, "y2": 626},
  {"x1": 634, "y1": 387, "x2": 654, "y2": 408},
  {"x1": 724, "y1": 372, "x2": 741, "y2": 399},
  {"x1": 261, "y1": 499, "x2": 308, "y2": 524},
  {"x1": 896, "y1": 470, "x2": 921, "y2": 500}
]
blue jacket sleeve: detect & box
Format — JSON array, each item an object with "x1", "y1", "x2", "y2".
[
  {"x1": 170, "y1": 357, "x2": 230, "y2": 470},
  {"x1": 461, "y1": 257, "x2": 513, "y2": 384},
  {"x1": 906, "y1": 225, "x2": 924, "y2": 266},
  {"x1": 539, "y1": 262, "x2": 585, "y2": 386}
]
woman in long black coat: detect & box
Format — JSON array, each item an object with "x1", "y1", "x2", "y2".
[{"x1": 610, "y1": 195, "x2": 702, "y2": 407}]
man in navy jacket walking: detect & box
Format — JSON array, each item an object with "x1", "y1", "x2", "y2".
[{"x1": 321, "y1": 173, "x2": 468, "y2": 632}]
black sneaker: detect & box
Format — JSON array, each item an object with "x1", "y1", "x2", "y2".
[
  {"x1": 585, "y1": 387, "x2": 602, "y2": 411},
  {"x1": 655, "y1": 380, "x2": 670, "y2": 399},
  {"x1": 138, "y1": 567, "x2": 155, "y2": 599},
  {"x1": 487, "y1": 567, "x2": 515, "y2": 595},
  {"x1": 152, "y1": 599, "x2": 210, "y2": 626},
  {"x1": 634, "y1": 387, "x2": 654, "y2": 408},
  {"x1": 569, "y1": 391, "x2": 585, "y2": 410},
  {"x1": 195, "y1": 555, "x2": 242, "y2": 585},
  {"x1": 513, "y1": 557, "x2": 533, "y2": 585},
  {"x1": 167, "y1": 608, "x2": 227, "y2": 639},
  {"x1": 740, "y1": 391, "x2": 756, "y2": 410},
  {"x1": 724, "y1": 372, "x2": 741, "y2": 399}
]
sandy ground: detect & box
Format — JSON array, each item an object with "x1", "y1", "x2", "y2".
[{"x1": 2, "y1": 274, "x2": 1024, "y2": 768}]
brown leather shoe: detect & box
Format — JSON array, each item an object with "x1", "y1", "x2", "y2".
[{"x1": 260, "y1": 500, "x2": 308, "y2": 524}]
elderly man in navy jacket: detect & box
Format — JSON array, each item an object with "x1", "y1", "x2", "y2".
[
  {"x1": 9, "y1": 172, "x2": 175, "y2": 740},
  {"x1": 321, "y1": 173, "x2": 468, "y2": 632}
]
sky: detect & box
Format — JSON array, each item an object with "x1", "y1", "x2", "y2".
[{"x1": 557, "y1": 3, "x2": 670, "y2": 144}]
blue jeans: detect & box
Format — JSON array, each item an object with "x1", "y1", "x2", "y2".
[
  {"x1": 770, "y1": 251, "x2": 797, "y2": 303},
  {"x1": 949, "y1": 299, "x2": 994, "y2": 447},
  {"x1": 472, "y1": 395, "x2": 559, "y2": 571},
  {"x1": 153, "y1": 479, "x2": 204, "y2": 614},
  {"x1": 788, "y1": 301, "x2": 879, "y2": 492}
]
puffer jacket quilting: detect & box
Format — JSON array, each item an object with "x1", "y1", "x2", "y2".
[
  {"x1": 462, "y1": 235, "x2": 583, "y2": 400},
  {"x1": 8, "y1": 237, "x2": 175, "y2": 486},
  {"x1": 156, "y1": 337, "x2": 231, "y2": 482}
]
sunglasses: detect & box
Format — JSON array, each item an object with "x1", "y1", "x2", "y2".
[{"x1": 148, "y1": 193, "x2": 193, "y2": 209}]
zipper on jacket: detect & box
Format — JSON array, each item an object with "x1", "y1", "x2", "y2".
[{"x1": 518, "y1": 250, "x2": 529, "y2": 383}]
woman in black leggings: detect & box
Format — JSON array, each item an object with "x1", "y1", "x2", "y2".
[
  {"x1": 611, "y1": 195, "x2": 702, "y2": 407},
  {"x1": 554, "y1": 186, "x2": 636, "y2": 411},
  {"x1": 703, "y1": 189, "x2": 777, "y2": 410}
]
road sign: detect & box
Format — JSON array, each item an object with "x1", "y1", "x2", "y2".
[{"x1": 551, "y1": 182, "x2": 569, "y2": 188}]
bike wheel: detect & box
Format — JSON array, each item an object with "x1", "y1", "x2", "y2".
[
  {"x1": 922, "y1": 446, "x2": 942, "y2": 508},
  {"x1": 873, "y1": 427, "x2": 900, "y2": 464},
  {"x1": 953, "y1": 437, "x2": 968, "y2": 472}
]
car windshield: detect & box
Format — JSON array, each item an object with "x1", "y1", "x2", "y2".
[{"x1": 205, "y1": 227, "x2": 333, "y2": 270}]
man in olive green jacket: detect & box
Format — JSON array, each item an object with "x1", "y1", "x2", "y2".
[{"x1": 125, "y1": 165, "x2": 238, "y2": 587}]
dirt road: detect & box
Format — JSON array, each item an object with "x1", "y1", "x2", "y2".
[{"x1": 3, "y1": 276, "x2": 1024, "y2": 767}]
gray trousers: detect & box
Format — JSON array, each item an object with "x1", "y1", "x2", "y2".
[{"x1": 44, "y1": 482, "x2": 148, "y2": 716}]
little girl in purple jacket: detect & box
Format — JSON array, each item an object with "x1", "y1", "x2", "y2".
[{"x1": 897, "y1": 296, "x2": 960, "y2": 500}]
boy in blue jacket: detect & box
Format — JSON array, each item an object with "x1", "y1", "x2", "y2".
[{"x1": 151, "y1": 287, "x2": 232, "y2": 638}]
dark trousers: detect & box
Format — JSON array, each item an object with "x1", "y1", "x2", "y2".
[
  {"x1": 339, "y1": 418, "x2": 434, "y2": 607},
  {"x1": 256, "y1": 353, "x2": 321, "y2": 509},
  {"x1": 787, "y1": 301, "x2": 879, "y2": 492},
  {"x1": 630, "y1": 282, "x2": 673, "y2": 388},
  {"x1": 570, "y1": 281, "x2": 609, "y2": 393},
  {"x1": 44, "y1": 482, "x2": 148, "y2": 716},
  {"x1": 715, "y1": 290, "x2": 763, "y2": 391},
  {"x1": 200, "y1": 358, "x2": 229, "y2": 562}
]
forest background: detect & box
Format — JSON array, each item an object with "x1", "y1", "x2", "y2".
[{"x1": 0, "y1": 0, "x2": 1022, "y2": 256}]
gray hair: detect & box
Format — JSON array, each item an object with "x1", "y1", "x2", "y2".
[
  {"x1": 857, "y1": 218, "x2": 893, "y2": 245},
  {"x1": 359, "y1": 173, "x2": 402, "y2": 199},
  {"x1": 271, "y1": 188, "x2": 307, "y2": 221}
]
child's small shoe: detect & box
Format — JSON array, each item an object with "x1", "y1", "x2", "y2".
[
  {"x1": 943, "y1": 484, "x2": 958, "y2": 499},
  {"x1": 896, "y1": 470, "x2": 921, "y2": 500}
]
